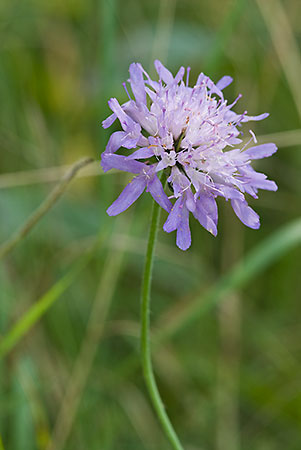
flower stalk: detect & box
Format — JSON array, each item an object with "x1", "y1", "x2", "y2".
[{"x1": 140, "y1": 184, "x2": 184, "y2": 450}]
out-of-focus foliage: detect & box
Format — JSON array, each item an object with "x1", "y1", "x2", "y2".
[{"x1": 0, "y1": 0, "x2": 300, "y2": 449}]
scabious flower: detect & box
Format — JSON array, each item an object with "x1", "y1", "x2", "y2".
[{"x1": 101, "y1": 60, "x2": 277, "y2": 250}]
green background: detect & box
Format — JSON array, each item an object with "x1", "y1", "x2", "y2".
[{"x1": 0, "y1": 0, "x2": 301, "y2": 449}]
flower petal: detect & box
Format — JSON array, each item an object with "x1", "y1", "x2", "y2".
[
  {"x1": 147, "y1": 175, "x2": 172, "y2": 212},
  {"x1": 244, "y1": 143, "x2": 277, "y2": 159},
  {"x1": 107, "y1": 176, "x2": 146, "y2": 216},
  {"x1": 102, "y1": 112, "x2": 116, "y2": 129},
  {"x1": 154, "y1": 60, "x2": 174, "y2": 84},
  {"x1": 186, "y1": 189, "x2": 196, "y2": 213},
  {"x1": 176, "y1": 203, "x2": 191, "y2": 251},
  {"x1": 170, "y1": 167, "x2": 190, "y2": 198},
  {"x1": 231, "y1": 199, "x2": 260, "y2": 229},
  {"x1": 241, "y1": 112, "x2": 269, "y2": 122},
  {"x1": 193, "y1": 195, "x2": 218, "y2": 236},
  {"x1": 254, "y1": 179, "x2": 278, "y2": 191},
  {"x1": 101, "y1": 153, "x2": 146, "y2": 174},
  {"x1": 216, "y1": 75, "x2": 233, "y2": 90},
  {"x1": 129, "y1": 63, "x2": 147, "y2": 105},
  {"x1": 174, "y1": 66, "x2": 185, "y2": 84},
  {"x1": 120, "y1": 134, "x2": 141, "y2": 149},
  {"x1": 104, "y1": 131, "x2": 127, "y2": 153},
  {"x1": 214, "y1": 184, "x2": 245, "y2": 201},
  {"x1": 163, "y1": 197, "x2": 182, "y2": 232},
  {"x1": 138, "y1": 62, "x2": 160, "y2": 91},
  {"x1": 196, "y1": 73, "x2": 224, "y2": 97},
  {"x1": 108, "y1": 98, "x2": 140, "y2": 133},
  {"x1": 163, "y1": 197, "x2": 191, "y2": 250},
  {"x1": 127, "y1": 147, "x2": 155, "y2": 160}
]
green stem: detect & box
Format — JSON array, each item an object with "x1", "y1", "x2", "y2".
[{"x1": 140, "y1": 195, "x2": 184, "y2": 450}]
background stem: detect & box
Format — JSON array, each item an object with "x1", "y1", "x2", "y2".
[{"x1": 0, "y1": 157, "x2": 94, "y2": 260}]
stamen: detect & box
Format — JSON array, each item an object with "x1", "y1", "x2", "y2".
[
  {"x1": 249, "y1": 129, "x2": 257, "y2": 144},
  {"x1": 180, "y1": 185, "x2": 190, "y2": 195},
  {"x1": 142, "y1": 169, "x2": 151, "y2": 179},
  {"x1": 122, "y1": 82, "x2": 132, "y2": 100},
  {"x1": 241, "y1": 133, "x2": 256, "y2": 151},
  {"x1": 186, "y1": 67, "x2": 191, "y2": 87}
]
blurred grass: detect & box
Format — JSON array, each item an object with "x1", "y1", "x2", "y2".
[
  {"x1": 0, "y1": 0, "x2": 301, "y2": 449},
  {"x1": 0, "y1": 234, "x2": 100, "y2": 359}
]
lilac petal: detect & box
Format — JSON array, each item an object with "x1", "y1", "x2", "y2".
[
  {"x1": 193, "y1": 195, "x2": 218, "y2": 236},
  {"x1": 249, "y1": 176, "x2": 278, "y2": 191},
  {"x1": 196, "y1": 72, "x2": 206, "y2": 86},
  {"x1": 200, "y1": 193, "x2": 218, "y2": 224},
  {"x1": 214, "y1": 184, "x2": 245, "y2": 201},
  {"x1": 138, "y1": 62, "x2": 160, "y2": 91},
  {"x1": 123, "y1": 101, "x2": 152, "y2": 133},
  {"x1": 197, "y1": 73, "x2": 224, "y2": 98},
  {"x1": 108, "y1": 98, "x2": 128, "y2": 126},
  {"x1": 241, "y1": 112, "x2": 269, "y2": 122},
  {"x1": 163, "y1": 197, "x2": 183, "y2": 232},
  {"x1": 127, "y1": 147, "x2": 154, "y2": 160},
  {"x1": 224, "y1": 110, "x2": 240, "y2": 123},
  {"x1": 208, "y1": 83, "x2": 224, "y2": 99},
  {"x1": 244, "y1": 143, "x2": 277, "y2": 159},
  {"x1": 200, "y1": 195, "x2": 218, "y2": 223},
  {"x1": 186, "y1": 189, "x2": 196, "y2": 213},
  {"x1": 145, "y1": 87, "x2": 157, "y2": 102},
  {"x1": 216, "y1": 75, "x2": 233, "y2": 90},
  {"x1": 101, "y1": 153, "x2": 146, "y2": 174},
  {"x1": 225, "y1": 94, "x2": 242, "y2": 114},
  {"x1": 137, "y1": 135, "x2": 149, "y2": 147},
  {"x1": 155, "y1": 151, "x2": 177, "y2": 171},
  {"x1": 193, "y1": 207, "x2": 217, "y2": 236},
  {"x1": 170, "y1": 166, "x2": 190, "y2": 198},
  {"x1": 231, "y1": 199, "x2": 260, "y2": 229},
  {"x1": 228, "y1": 137, "x2": 243, "y2": 145},
  {"x1": 102, "y1": 112, "x2": 117, "y2": 129},
  {"x1": 107, "y1": 176, "x2": 146, "y2": 216},
  {"x1": 163, "y1": 197, "x2": 192, "y2": 250},
  {"x1": 238, "y1": 167, "x2": 278, "y2": 192},
  {"x1": 174, "y1": 66, "x2": 185, "y2": 84},
  {"x1": 129, "y1": 63, "x2": 146, "y2": 105},
  {"x1": 104, "y1": 131, "x2": 127, "y2": 153},
  {"x1": 176, "y1": 204, "x2": 191, "y2": 251},
  {"x1": 108, "y1": 98, "x2": 139, "y2": 132},
  {"x1": 154, "y1": 60, "x2": 174, "y2": 84},
  {"x1": 147, "y1": 175, "x2": 172, "y2": 212},
  {"x1": 120, "y1": 134, "x2": 140, "y2": 149},
  {"x1": 155, "y1": 160, "x2": 168, "y2": 172},
  {"x1": 257, "y1": 179, "x2": 278, "y2": 191}
]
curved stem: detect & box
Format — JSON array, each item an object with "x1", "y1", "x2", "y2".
[
  {"x1": 140, "y1": 196, "x2": 184, "y2": 450},
  {"x1": 0, "y1": 157, "x2": 94, "y2": 261}
]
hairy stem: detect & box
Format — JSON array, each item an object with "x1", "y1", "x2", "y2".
[{"x1": 140, "y1": 194, "x2": 184, "y2": 450}]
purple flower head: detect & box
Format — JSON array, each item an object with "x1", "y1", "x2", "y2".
[{"x1": 101, "y1": 61, "x2": 277, "y2": 250}]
